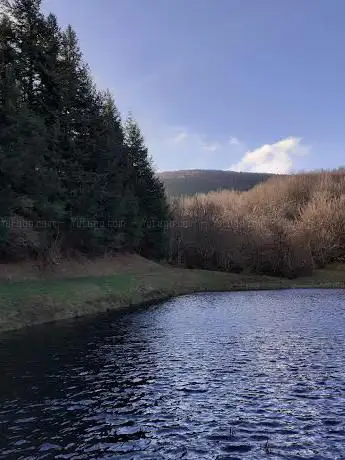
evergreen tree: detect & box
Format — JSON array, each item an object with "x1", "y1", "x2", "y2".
[
  {"x1": 56, "y1": 29, "x2": 133, "y2": 253},
  {"x1": 37, "y1": 13, "x2": 64, "y2": 173},
  {"x1": 124, "y1": 116, "x2": 170, "y2": 258},
  {"x1": 9, "y1": 0, "x2": 45, "y2": 108},
  {"x1": 91, "y1": 90, "x2": 135, "y2": 250},
  {"x1": 0, "y1": 55, "x2": 51, "y2": 257},
  {"x1": 0, "y1": 9, "x2": 49, "y2": 257},
  {"x1": 54, "y1": 25, "x2": 100, "y2": 251},
  {"x1": 0, "y1": 0, "x2": 170, "y2": 261},
  {"x1": 31, "y1": 12, "x2": 65, "y2": 223},
  {"x1": 0, "y1": 13, "x2": 21, "y2": 222},
  {"x1": 5, "y1": 0, "x2": 64, "y2": 239}
]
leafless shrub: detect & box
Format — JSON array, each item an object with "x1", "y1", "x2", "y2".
[{"x1": 168, "y1": 170, "x2": 345, "y2": 277}]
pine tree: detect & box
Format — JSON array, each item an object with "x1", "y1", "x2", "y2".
[
  {"x1": 5, "y1": 0, "x2": 64, "y2": 249},
  {"x1": 124, "y1": 115, "x2": 170, "y2": 258},
  {"x1": 52, "y1": 25, "x2": 98, "y2": 251},
  {"x1": 0, "y1": 49, "x2": 51, "y2": 258},
  {"x1": 0, "y1": 0, "x2": 169, "y2": 261},
  {"x1": 32, "y1": 12, "x2": 65, "y2": 223},
  {"x1": 9, "y1": 0, "x2": 45, "y2": 108},
  {"x1": 92, "y1": 90, "x2": 135, "y2": 250},
  {"x1": 0, "y1": 13, "x2": 20, "y2": 227}
]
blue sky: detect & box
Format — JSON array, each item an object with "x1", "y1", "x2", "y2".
[{"x1": 41, "y1": 0, "x2": 345, "y2": 173}]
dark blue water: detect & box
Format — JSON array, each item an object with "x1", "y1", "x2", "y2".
[{"x1": 1, "y1": 289, "x2": 345, "y2": 459}]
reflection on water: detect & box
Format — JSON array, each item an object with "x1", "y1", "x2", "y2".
[{"x1": 1, "y1": 289, "x2": 345, "y2": 459}]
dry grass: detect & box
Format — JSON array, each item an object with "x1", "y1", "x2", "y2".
[{"x1": 0, "y1": 253, "x2": 162, "y2": 282}]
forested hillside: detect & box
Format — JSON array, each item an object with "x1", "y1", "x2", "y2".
[
  {"x1": 0, "y1": 0, "x2": 169, "y2": 263},
  {"x1": 158, "y1": 169, "x2": 274, "y2": 196}
]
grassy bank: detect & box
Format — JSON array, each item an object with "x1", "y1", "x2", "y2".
[{"x1": 0, "y1": 256, "x2": 345, "y2": 333}]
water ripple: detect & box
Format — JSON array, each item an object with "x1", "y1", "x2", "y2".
[{"x1": 1, "y1": 289, "x2": 345, "y2": 459}]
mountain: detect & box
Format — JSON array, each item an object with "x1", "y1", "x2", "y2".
[{"x1": 157, "y1": 169, "x2": 275, "y2": 196}]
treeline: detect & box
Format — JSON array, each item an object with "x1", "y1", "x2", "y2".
[
  {"x1": 168, "y1": 170, "x2": 345, "y2": 278},
  {"x1": 0, "y1": 0, "x2": 169, "y2": 263}
]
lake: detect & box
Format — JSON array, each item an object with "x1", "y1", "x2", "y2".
[{"x1": 1, "y1": 289, "x2": 345, "y2": 459}]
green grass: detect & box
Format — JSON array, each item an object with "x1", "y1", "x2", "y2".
[
  {"x1": 0, "y1": 274, "x2": 135, "y2": 302},
  {"x1": 0, "y1": 263, "x2": 344, "y2": 333}
]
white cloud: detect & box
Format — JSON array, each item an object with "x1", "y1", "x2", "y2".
[
  {"x1": 202, "y1": 141, "x2": 221, "y2": 152},
  {"x1": 126, "y1": 112, "x2": 311, "y2": 173},
  {"x1": 229, "y1": 137, "x2": 310, "y2": 174},
  {"x1": 137, "y1": 122, "x2": 235, "y2": 170},
  {"x1": 167, "y1": 128, "x2": 222, "y2": 153},
  {"x1": 229, "y1": 136, "x2": 241, "y2": 146},
  {"x1": 171, "y1": 131, "x2": 188, "y2": 144}
]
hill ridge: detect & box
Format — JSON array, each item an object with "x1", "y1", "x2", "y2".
[{"x1": 157, "y1": 169, "x2": 275, "y2": 196}]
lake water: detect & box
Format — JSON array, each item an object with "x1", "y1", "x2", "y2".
[{"x1": 1, "y1": 289, "x2": 345, "y2": 459}]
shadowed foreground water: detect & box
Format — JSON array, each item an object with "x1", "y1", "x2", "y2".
[{"x1": 1, "y1": 289, "x2": 345, "y2": 459}]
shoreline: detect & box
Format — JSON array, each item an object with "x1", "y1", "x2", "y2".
[{"x1": 1, "y1": 256, "x2": 345, "y2": 333}]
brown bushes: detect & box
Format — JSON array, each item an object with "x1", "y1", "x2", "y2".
[{"x1": 168, "y1": 170, "x2": 345, "y2": 278}]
